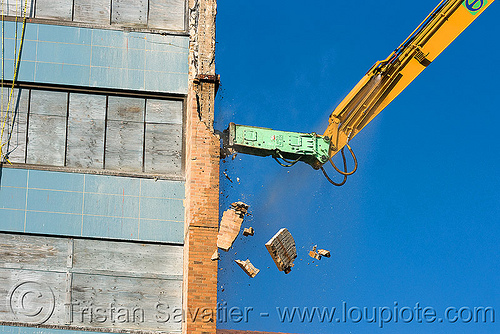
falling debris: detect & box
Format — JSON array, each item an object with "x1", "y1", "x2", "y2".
[
  {"x1": 265, "y1": 228, "x2": 297, "y2": 274},
  {"x1": 223, "y1": 171, "x2": 233, "y2": 183},
  {"x1": 235, "y1": 259, "x2": 260, "y2": 278},
  {"x1": 318, "y1": 249, "x2": 331, "y2": 258},
  {"x1": 243, "y1": 227, "x2": 254, "y2": 236},
  {"x1": 309, "y1": 245, "x2": 321, "y2": 260},
  {"x1": 217, "y1": 202, "x2": 249, "y2": 251},
  {"x1": 309, "y1": 245, "x2": 331, "y2": 260},
  {"x1": 211, "y1": 250, "x2": 220, "y2": 261}
]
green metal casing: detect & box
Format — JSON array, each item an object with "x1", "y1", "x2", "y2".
[{"x1": 226, "y1": 123, "x2": 330, "y2": 169}]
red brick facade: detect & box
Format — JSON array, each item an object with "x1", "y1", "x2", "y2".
[
  {"x1": 183, "y1": 92, "x2": 219, "y2": 333},
  {"x1": 183, "y1": 0, "x2": 219, "y2": 333}
]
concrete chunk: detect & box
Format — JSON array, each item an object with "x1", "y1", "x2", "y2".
[
  {"x1": 265, "y1": 228, "x2": 297, "y2": 274},
  {"x1": 235, "y1": 259, "x2": 260, "y2": 278},
  {"x1": 211, "y1": 250, "x2": 220, "y2": 261},
  {"x1": 243, "y1": 227, "x2": 254, "y2": 236},
  {"x1": 217, "y1": 202, "x2": 249, "y2": 251}
]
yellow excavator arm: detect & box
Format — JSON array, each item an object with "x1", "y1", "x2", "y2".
[
  {"x1": 325, "y1": 0, "x2": 495, "y2": 157},
  {"x1": 224, "y1": 0, "x2": 495, "y2": 185}
]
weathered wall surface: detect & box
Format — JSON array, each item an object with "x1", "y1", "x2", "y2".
[
  {"x1": 182, "y1": 0, "x2": 219, "y2": 333},
  {"x1": 0, "y1": 233, "x2": 183, "y2": 332},
  {"x1": 2, "y1": 22, "x2": 188, "y2": 94},
  {"x1": 0, "y1": 168, "x2": 184, "y2": 243},
  {"x1": 1, "y1": 88, "x2": 184, "y2": 175},
  {"x1": 0, "y1": 0, "x2": 207, "y2": 333},
  {"x1": 2, "y1": 0, "x2": 186, "y2": 31}
]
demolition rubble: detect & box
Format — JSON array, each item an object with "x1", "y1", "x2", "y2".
[
  {"x1": 309, "y1": 245, "x2": 331, "y2": 260},
  {"x1": 265, "y1": 228, "x2": 297, "y2": 274},
  {"x1": 243, "y1": 227, "x2": 254, "y2": 236},
  {"x1": 217, "y1": 202, "x2": 249, "y2": 251},
  {"x1": 216, "y1": 201, "x2": 329, "y2": 278},
  {"x1": 234, "y1": 259, "x2": 260, "y2": 278}
]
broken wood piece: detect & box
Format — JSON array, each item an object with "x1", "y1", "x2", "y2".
[
  {"x1": 309, "y1": 250, "x2": 321, "y2": 260},
  {"x1": 231, "y1": 201, "x2": 249, "y2": 215},
  {"x1": 235, "y1": 259, "x2": 260, "y2": 278},
  {"x1": 309, "y1": 245, "x2": 331, "y2": 260},
  {"x1": 217, "y1": 202, "x2": 249, "y2": 251},
  {"x1": 318, "y1": 249, "x2": 331, "y2": 258},
  {"x1": 265, "y1": 228, "x2": 297, "y2": 274},
  {"x1": 223, "y1": 171, "x2": 233, "y2": 183},
  {"x1": 243, "y1": 227, "x2": 254, "y2": 236}
]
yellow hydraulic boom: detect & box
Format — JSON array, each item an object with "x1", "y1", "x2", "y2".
[
  {"x1": 224, "y1": 0, "x2": 495, "y2": 185},
  {"x1": 325, "y1": 0, "x2": 494, "y2": 157}
]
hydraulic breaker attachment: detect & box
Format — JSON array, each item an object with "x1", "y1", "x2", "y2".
[{"x1": 222, "y1": 123, "x2": 330, "y2": 170}]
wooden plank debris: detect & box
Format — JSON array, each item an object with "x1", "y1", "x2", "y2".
[
  {"x1": 234, "y1": 259, "x2": 259, "y2": 278},
  {"x1": 217, "y1": 202, "x2": 248, "y2": 251},
  {"x1": 265, "y1": 228, "x2": 297, "y2": 274}
]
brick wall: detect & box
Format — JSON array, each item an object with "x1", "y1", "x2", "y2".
[{"x1": 183, "y1": 0, "x2": 219, "y2": 333}]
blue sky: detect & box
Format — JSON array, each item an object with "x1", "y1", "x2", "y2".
[{"x1": 215, "y1": 1, "x2": 500, "y2": 333}]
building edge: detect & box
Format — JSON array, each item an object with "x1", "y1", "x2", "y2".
[{"x1": 183, "y1": 0, "x2": 219, "y2": 333}]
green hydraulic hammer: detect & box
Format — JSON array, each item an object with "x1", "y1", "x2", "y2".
[{"x1": 222, "y1": 123, "x2": 330, "y2": 170}]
